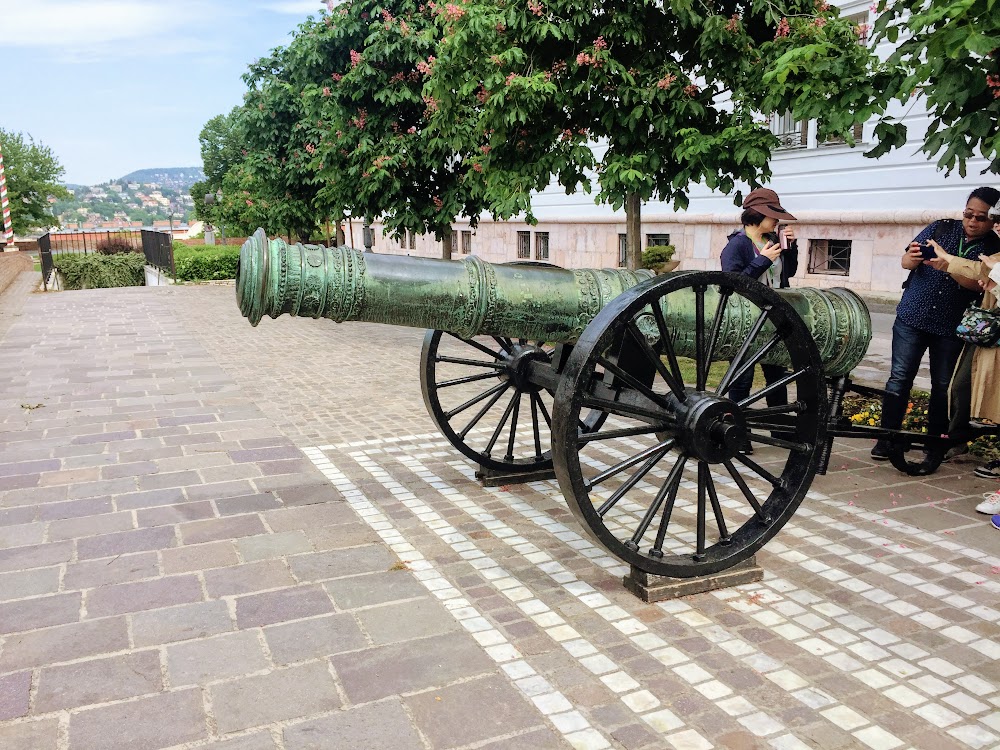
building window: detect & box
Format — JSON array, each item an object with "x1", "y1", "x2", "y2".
[
  {"x1": 517, "y1": 231, "x2": 531, "y2": 259},
  {"x1": 769, "y1": 112, "x2": 807, "y2": 149},
  {"x1": 618, "y1": 233, "x2": 627, "y2": 267},
  {"x1": 808, "y1": 239, "x2": 852, "y2": 276},
  {"x1": 646, "y1": 233, "x2": 670, "y2": 247},
  {"x1": 451, "y1": 230, "x2": 458, "y2": 254},
  {"x1": 461, "y1": 230, "x2": 472, "y2": 254},
  {"x1": 535, "y1": 232, "x2": 549, "y2": 261}
]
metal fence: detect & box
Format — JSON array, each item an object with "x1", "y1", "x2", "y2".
[{"x1": 39, "y1": 229, "x2": 174, "y2": 290}]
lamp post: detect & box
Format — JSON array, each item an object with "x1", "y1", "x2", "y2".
[{"x1": 204, "y1": 190, "x2": 223, "y2": 245}]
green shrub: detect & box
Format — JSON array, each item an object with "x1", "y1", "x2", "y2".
[
  {"x1": 173, "y1": 244, "x2": 240, "y2": 281},
  {"x1": 54, "y1": 253, "x2": 146, "y2": 289},
  {"x1": 641, "y1": 245, "x2": 675, "y2": 268},
  {"x1": 97, "y1": 237, "x2": 139, "y2": 255}
]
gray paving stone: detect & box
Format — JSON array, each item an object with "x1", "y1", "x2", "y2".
[
  {"x1": 185, "y1": 479, "x2": 257, "y2": 502},
  {"x1": 35, "y1": 650, "x2": 162, "y2": 711},
  {"x1": 0, "y1": 718, "x2": 59, "y2": 749},
  {"x1": 67, "y1": 687, "x2": 208, "y2": 750},
  {"x1": 283, "y1": 699, "x2": 423, "y2": 750},
  {"x1": 67, "y1": 477, "x2": 139, "y2": 499},
  {"x1": 0, "y1": 616, "x2": 130, "y2": 670},
  {"x1": 210, "y1": 661, "x2": 341, "y2": 734},
  {"x1": 161, "y1": 540, "x2": 239, "y2": 575},
  {"x1": 0, "y1": 540, "x2": 73, "y2": 573},
  {"x1": 357, "y1": 597, "x2": 460, "y2": 646},
  {"x1": 131, "y1": 600, "x2": 234, "y2": 647},
  {"x1": 0, "y1": 670, "x2": 31, "y2": 720},
  {"x1": 216, "y1": 492, "x2": 283, "y2": 516},
  {"x1": 324, "y1": 570, "x2": 428, "y2": 609},
  {"x1": 136, "y1": 500, "x2": 216, "y2": 527},
  {"x1": 235, "y1": 585, "x2": 334, "y2": 629},
  {"x1": 179, "y1": 514, "x2": 267, "y2": 545},
  {"x1": 116, "y1": 487, "x2": 186, "y2": 511},
  {"x1": 287, "y1": 545, "x2": 398, "y2": 582},
  {"x1": 0, "y1": 520, "x2": 46, "y2": 549},
  {"x1": 0, "y1": 566, "x2": 61, "y2": 601},
  {"x1": 230, "y1": 446, "x2": 303, "y2": 463},
  {"x1": 76, "y1": 526, "x2": 177, "y2": 560},
  {"x1": 0, "y1": 591, "x2": 81, "y2": 633},
  {"x1": 305, "y1": 521, "x2": 381, "y2": 550},
  {"x1": 167, "y1": 630, "x2": 270, "y2": 685},
  {"x1": 0, "y1": 459, "x2": 61, "y2": 477},
  {"x1": 47, "y1": 510, "x2": 135, "y2": 541},
  {"x1": 138, "y1": 469, "x2": 202, "y2": 491},
  {"x1": 206, "y1": 732, "x2": 279, "y2": 750},
  {"x1": 64, "y1": 552, "x2": 159, "y2": 589},
  {"x1": 34, "y1": 496, "x2": 114, "y2": 522},
  {"x1": 236, "y1": 530, "x2": 312, "y2": 561},
  {"x1": 330, "y1": 632, "x2": 495, "y2": 703},
  {"x1": 204, "y1": 559, "x2": 297, "y2": 598},
  {"x1": 85, "y1": 574, "x2": 203, "y2": 617},
  {"x1": 478, "y1": 728, "x2": 571, "y2": 749},
  {"x1": 102, "y1": 460, "x2": 159, "y2": 479},
  {"x1": 263, "y1": 502, "x2": 357, "y2": 532},
  {"x1": 405, "y1": 675, "x2": 546, "y2": 749},
  {"x1": 264, "y1": 613, "x2": 367, "y2": 665}
]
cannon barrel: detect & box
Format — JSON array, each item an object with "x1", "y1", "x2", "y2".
[{"x1": 236, "y1": 229, "x2": 871, "y2": 376}]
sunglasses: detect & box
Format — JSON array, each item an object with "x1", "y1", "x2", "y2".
[{"x1": 963, "y1": 210, "x2": 994, "y2": 223}]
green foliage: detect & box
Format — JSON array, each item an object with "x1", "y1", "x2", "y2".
[
  {"x1": 869, "y1": 0, "x2": 1000, "y2": 174},
  {"x1": 641, "y1": 245, "x2": 675, "y2": 267},
  {"x1": 0, "y1": 128, "x2": 70, "y2": 233},
  {"x1": 173, "y1": 244, "x2": 240, "y2": 281},
  {"x1": 53, "y1": 253, "x2": 146, "y2": 289},
  {"x1": 96, "y1": 238, "x2": 139, "y2": 255}
]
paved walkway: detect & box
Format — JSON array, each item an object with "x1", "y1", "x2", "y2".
[{"x1": 0, "y1": 276, "x2": 997, "y2": 750}]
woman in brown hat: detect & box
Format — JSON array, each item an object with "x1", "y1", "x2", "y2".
[{"x1": 720, "y1": 188, "x2": 799, "y2": 451}]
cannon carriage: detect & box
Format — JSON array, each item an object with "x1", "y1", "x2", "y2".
[{"x1": 236, "y1": 229, "x2": 982, "y2": 580}]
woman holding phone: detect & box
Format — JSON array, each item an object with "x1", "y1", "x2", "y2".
[
  {"x1": 720, "y1": 188, "x2": 799, "y2": 452},
  {"x1": 870, "y1": 187, "x2": 1000, "y2": 462}
]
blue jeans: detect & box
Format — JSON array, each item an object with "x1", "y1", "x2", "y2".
[{"x1": 885, "y1": 318, "x2": 963, "y2": 436}]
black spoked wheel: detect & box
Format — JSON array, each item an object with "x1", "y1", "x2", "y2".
[
  {"x1": 552, "y1": 272, "x2": 828, "y2": 578},
  {"x1": 421, "y1": 330, "x2": 606, "y2": 473}
]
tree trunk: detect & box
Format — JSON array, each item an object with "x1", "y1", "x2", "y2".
[
  {"x1": 442, "y1": 229, "x2": 453, "y2": 260},
  {"x1": 335, "y1": 223, "x2": 345, "y2": 247},
  {"x1": 625, "y1": 192, "x2": 641, "y2": 271}
]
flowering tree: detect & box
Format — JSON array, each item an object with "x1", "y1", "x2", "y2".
[
  {"x1": 868, "y1": 1, "x2": 1000, "y2": 175},
  {"x1": 425, "y1": 0, "x2": 884, "y2": 267}
]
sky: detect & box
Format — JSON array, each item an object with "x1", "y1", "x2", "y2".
[{"x1": 3, "y1": 0, "x2": 329, "y2": 185}]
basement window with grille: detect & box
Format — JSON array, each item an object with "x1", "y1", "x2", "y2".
[
  {"x1": 535, "y1": 232, "x2": 549, "y2": 261},
  {"x1": 517, "y1": 231, "x2": 531, "y2": 259},
  {"x1": 808, "y1": 239, "x2": 852, "y2": 276}
]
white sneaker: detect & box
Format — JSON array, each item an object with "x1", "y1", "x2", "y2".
[{"x1": 976, "y1": 491, "x2": 1000, "y2": 514}]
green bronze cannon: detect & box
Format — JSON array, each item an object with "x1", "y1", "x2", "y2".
[{"x1": 237, "y1": 228, "x2": 872, "y2": 579}]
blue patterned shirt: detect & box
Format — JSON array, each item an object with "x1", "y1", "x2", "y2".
[{"x1": 896, "y1": 219, "x2": 1000, "y2": 337}]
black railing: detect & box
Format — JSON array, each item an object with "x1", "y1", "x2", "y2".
[
  {"x1": 38, "y1": 229, "x2": 174, "y2": 290},
  {"x1": 141, "y1": 230, "x2": 175, "y2": 277}
]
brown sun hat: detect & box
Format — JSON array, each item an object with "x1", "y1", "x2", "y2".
[{"x1": 743, "y1": 188, "x2": 797, "y2": 221}]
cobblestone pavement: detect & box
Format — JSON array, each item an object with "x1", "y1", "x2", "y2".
[{"x1": 0, "y1": 280, "x2": 998, "y2": 750}]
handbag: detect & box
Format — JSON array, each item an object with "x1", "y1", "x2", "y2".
[{"x1": 956, "y1": 304, "x2": 1000, "y2": 347}]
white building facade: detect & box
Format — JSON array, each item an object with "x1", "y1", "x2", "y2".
[{"x1": 373, "y1": 0, "x2": 992, "y2": 299}]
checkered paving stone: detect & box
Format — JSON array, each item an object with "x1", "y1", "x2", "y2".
[{"x1": 0, "y1": 283, "x2": 998, "y2": 750}]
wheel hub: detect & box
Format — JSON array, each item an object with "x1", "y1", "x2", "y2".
[
  {"x1": 667, "y1": 391, "x2": 747, "y2": 463},
  {"x1": 503, "y1": 344, "x2": 549, "y2": 393}
]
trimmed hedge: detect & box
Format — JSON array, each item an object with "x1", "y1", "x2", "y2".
[
  {"x1": 173, "y1": 243, "x2": 240, "y2": 281},
  {"x1": 53, "y1": 253, "x2": 146, "y2": 289}
]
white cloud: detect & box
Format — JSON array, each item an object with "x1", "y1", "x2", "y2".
[
  {"x1": 259, "y1": 1, "x2": 326, "y2": 13},
  {"x1": 4, "y1": 1, "x2": 216, "y2": 58}
]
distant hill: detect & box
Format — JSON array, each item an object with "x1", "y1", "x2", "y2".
[{"x1": 117, "y1": 167, "x2": 205, "y2": 189}]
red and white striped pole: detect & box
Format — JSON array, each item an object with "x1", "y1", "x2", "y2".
[{"x1": 0, "y1": 145, "x2": 15, "y2": 248}]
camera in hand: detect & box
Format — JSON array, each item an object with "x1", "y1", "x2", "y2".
[
  {"x1": 918, "y1": 241, "x2": 936, "y2": 260},
  {"x1": 762, "y1": 232, "x2": 780, "y2": 246}
]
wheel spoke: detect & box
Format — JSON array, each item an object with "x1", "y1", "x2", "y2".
[
  {"x1": 626, "y1": 319, "x2": 686, "y2": 401},
  {"x1": 530, "y1": 396, "x2": 543, "y2": 460},
  {"x1": 716, "y1": 306, "x2": 771, "y2": 396},
  {"x1": 457, "y1": 383, "x2": 510, "y2": 438},
  {"x1": 696, "y1": 463, "x2": 708, "y2": 559},
  {"x1": 531, "y1": 391, "x2": 553, "y2": 429},
  {"x1": 737, "y1": 368, "x2": 808, "y2": 409},
  {"x1": 747, "y1": 432, "x2": 811, "y2": 452},
  {"x1": 492, "y1": 336, "x2": 513, "y2": 353},
  {"x1": 597, "y1": 441, "x2": 674, "y2": 517},
  {"x1": 504, "y1": 393, "x2": 521, "y2": 462},
  {"x1": 484, "y1": 391, "x2": 519, "y2": 455},
  {"x1": 705, "y1": 470, "x2": 730, "y2": 542},
  {"x1": 694, "y1": 285, "x2": 706, "y2": 391},
  {"x1": 577, "y1": 424, "x2": 671, "y2": 444},
  {"x1": 596, "y1": 355, "x2": 674, "y2": 411},
  {"x1": 744, "y1": 402, "x2": 804, "y2": 420},
  {"x1": 649, "y1": 455, "x2": 688, "y2": 556},
  {"x1": 722, "y1": 459, "x2": 769, "y2": 523},
  {"x1": 445, "y1": 381, "x2": 508, "y2": 419},
  {"x1": 622, "y1": 446, "x2": 683, "y2": 542},
  {"x1": 581, "y1": 395, "x2": 668, "y2": 424},
  {"x1": 585, "y1": 439, "x2": 674, "y2": 490},
  {"x1": 702, "y1": 288, "x2": 732, "y2": 387},
  {"x1": 436, "y1": 371, "x2": 500, "y2": 389},
  {"x1": 724, "y1": 333, "x2": 783, "y2": 392},
  {"x1": 649, "y1": 301, "x2": 686, "y2": 394},
  {"x1": 436, "y1": 355, "x2": 505, "y2": 370},
  {"x1": 733, "y1": 452, "x2": 782, "y2": 488},
  {"x1": 447, "y1": 332, "x2": 505, "y2": 359}
]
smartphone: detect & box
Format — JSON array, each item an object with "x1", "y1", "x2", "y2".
[
  {"x1": 762, "y1": 232, "x2": 779, "y2": 247},
  {"x1": 918, "y1": 242, "x2": 936, "y2": 260}
]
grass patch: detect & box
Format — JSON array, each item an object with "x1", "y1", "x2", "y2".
[{"x1": 674, "y1": 357, "x2": 765, "y2": 391}]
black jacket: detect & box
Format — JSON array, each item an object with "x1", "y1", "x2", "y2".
[{"x1": 720, "y1": 229, "x2": 799, "y2": 288}]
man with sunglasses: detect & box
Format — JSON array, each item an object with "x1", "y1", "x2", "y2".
[{"x1": 871, "y1": 186, "x2": 1000, "y2": 462}]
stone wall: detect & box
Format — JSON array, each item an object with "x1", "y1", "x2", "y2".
[{"x1": 0, "y1": 253, "x2": 33, "y2": 297}]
